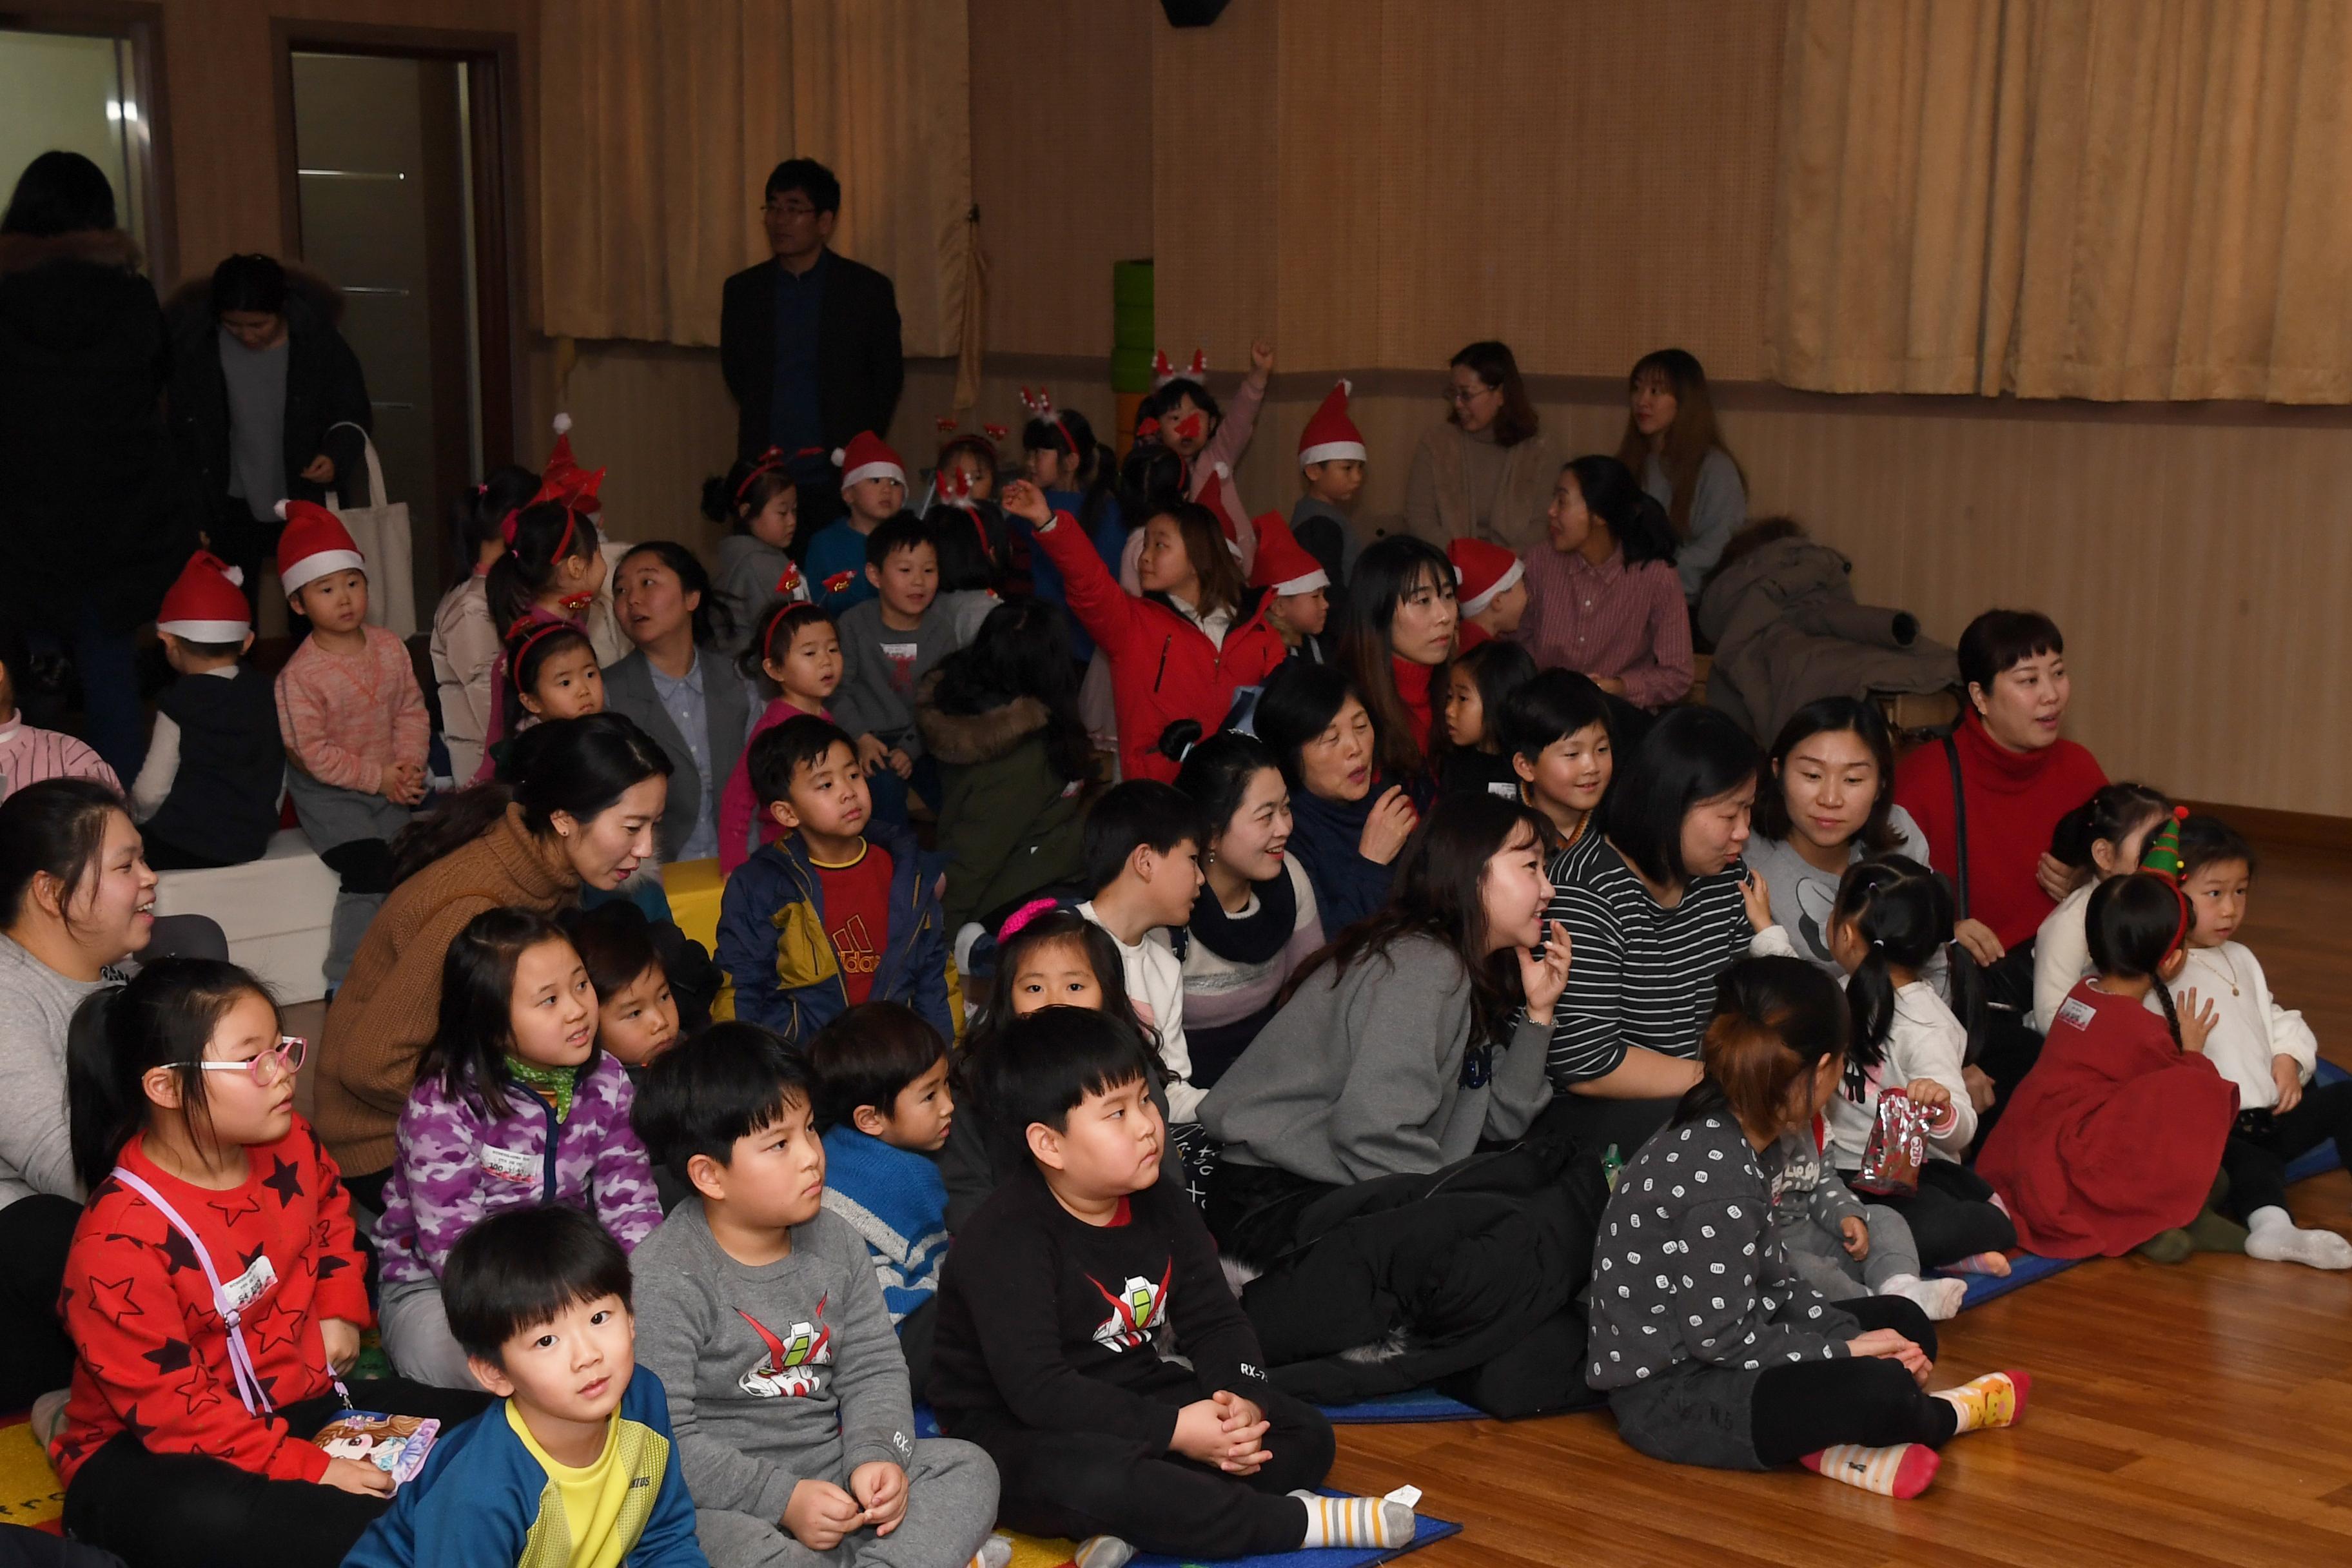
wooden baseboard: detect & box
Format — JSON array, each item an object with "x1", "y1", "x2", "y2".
[{"x1": 2180, "y1": 800, "x2": 2352, "y2": 856}]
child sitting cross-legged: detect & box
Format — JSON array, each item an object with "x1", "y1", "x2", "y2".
[
  {"x1": 932, "y1": 1005, "x2": 1418, "y2": 1567},
  {"x1": 54, "y1": 959, "x2": 491, "y2": 1568},
  {"x1": 344, "y1": 1204, "x2": 707, "y2": 1568},
  {"x1": 809, "y1": 1001, "x2": 958, "y2": 1399},
  {"x1": 374, "y1": 908, "x2": 664, "y2": 1389},
  {"x1": 1587, "y1": 956, "x2": 2029, "y2": 1500},
  {"x1": 629, "y1": 1023, "x2": 1007, "y2": 1568},
  {"x1": 716, "y1": 716, "x2": 951, "y2": 1048},
  {"x1": 128, "y1": 550, "x2": 286, "y2": 869}
]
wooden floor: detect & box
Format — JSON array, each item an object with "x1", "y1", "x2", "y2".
[{"x1": 1328, "y1": 834, "x2": 2352, "y2": 1565}]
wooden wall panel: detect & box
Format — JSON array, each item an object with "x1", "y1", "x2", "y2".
[
  {"x1": 968, "y1": 0, "x2": 1154, "y2": 357},
  {"x1": 1226, "y1": 378, "x2": 2352, "y2": 817}
]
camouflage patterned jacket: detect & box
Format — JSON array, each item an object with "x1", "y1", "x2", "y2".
[{"x1": 376, "y1": 1051, "x2": 663, "y2": 1286}]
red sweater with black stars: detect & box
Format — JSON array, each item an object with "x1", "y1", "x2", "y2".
[{"x1": 52, "y1": 1117, "x2": 371, "y2": 1486}]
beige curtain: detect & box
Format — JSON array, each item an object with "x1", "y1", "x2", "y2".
[
  {"x1": 538, "y1": 0, "x2": 974, "y2": 358},
  {"x1": 1771, "y1": 0, "x2": 2352, "y2": 402}
]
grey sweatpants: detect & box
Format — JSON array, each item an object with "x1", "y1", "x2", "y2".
[
  {"x1": 378, "y1": 1274, "x2": 480, "y2": 1390},
  {"x1": 284, "y1": 768, "x2": 409, "y2": 987},
  {"x1": 696, "y1": 1436, "x2": 999, "y2": 1567},
  {"x1": 1777, "y1": 1204, "x2": 1923, "y2": 1302}
]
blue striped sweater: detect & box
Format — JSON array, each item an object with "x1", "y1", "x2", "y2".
[{"x1": 819, "y1": 1125, "x2": 950, "y2": 1325}]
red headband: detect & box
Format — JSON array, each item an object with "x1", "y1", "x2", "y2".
[
  {"x1": 736, "y1": 447, "x2": 790, "y2": 501},
  {"x1": 503, "y1": 506, "x2": 580, "y2": 564},
  {"x1": 761, "y1": 600, "x2": 807, "y2": 663},
  {"x1": 507, "y1": 618, "x2": 580, "y2": 685}
]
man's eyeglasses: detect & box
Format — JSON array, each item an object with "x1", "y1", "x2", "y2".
[
  {"x1": 763, "y1": 201, "x2": 817, "y2": 219},
  {"x1": 195, "y1": 1035, "x2": 308, "y2": 1088}
]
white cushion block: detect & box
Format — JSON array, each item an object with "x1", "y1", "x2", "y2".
[{"x1": 151, "y1": 829, "x2": 342, "y2": 1003}]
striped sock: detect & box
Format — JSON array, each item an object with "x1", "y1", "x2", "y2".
[
  {"x1": 1072, "y1": 1536, "x2": 1134, "y2": 1568},
  {"x1": 1935, "y1": 1369, "x2": 2031, "y2": 1433},
  {"x1": 968, "y1": 1534, "x2": 1014, "y2": 1568},
  {"x1": 1291, "y1": 1487, "x2": 1418, "y2": 1549},
  {"x1": 1801, "y1": 1443, "x2": 1941, "y2": 1498}
]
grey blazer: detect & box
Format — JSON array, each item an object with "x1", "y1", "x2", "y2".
[{"x1": 600, "y1": 648, "x2": 751, "y2": 862}]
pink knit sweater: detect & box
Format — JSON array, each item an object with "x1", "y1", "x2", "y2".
[{"x1": 275, "y1": 625, "x2": 429, "y2": 791}]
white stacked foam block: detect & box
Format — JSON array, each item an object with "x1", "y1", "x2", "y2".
[{"x1": 150, "y1": 829, "x2": 341, "y2": 1002}]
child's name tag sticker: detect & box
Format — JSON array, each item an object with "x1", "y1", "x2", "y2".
[
  {"x1": 220, "y1": 1252, "x2": 278, "y2": 1315},
  {"x1": 1487, "y1": 782, "x2": 1520, "y2": 799},
  {"x1": 2055, "y1": 996, "x2": 2097, "y2": 1034},
  {"x1": 478, "y1": 1144, "x2": 538, "y2": 1185}
]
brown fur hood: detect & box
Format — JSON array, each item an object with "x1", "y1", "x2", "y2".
[
  {"x1": 162, "y1": 259, "x2": 347, "y2": 327},
  {"x1": 0, "y1": 227, "x2": 142, "y2": 279},
  {"x1": 914, "y1": 670, "x2": 1054, "y2": 766}
]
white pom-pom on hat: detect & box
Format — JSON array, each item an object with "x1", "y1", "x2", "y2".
[
  {"x1": 1340, "y1": 378, "x2": 1353, "y2": 395},
  {"x1": 831, "y1": 448, "x2": 847, "y2": 466},
  {"x1": 273, "y1": 500, "x2": 289, "y2": 520},
  {"x1": 222, "y1": 565, "x2": 245, "y2": 587},
  {"x1": 552, "y1": 412, "x2": 573, "y2": 435}
]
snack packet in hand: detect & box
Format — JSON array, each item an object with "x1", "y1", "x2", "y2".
[{"x1": 1851, "y1": 1088, "x2": 1930, "y2": 1197}]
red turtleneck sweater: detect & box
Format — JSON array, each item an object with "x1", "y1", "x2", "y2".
[
  {"x1": 1891, "y1": 709, "x2": 2107, "y2": 948},
  {"x1": 1391, "y1": 653, "x2": 1442, "y2": 766}
]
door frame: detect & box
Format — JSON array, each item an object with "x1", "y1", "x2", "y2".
[
  {"x1": 0, "y1": 1, "x2": 179, "y2": 282},
  {"x1": 268, "y1": 18, "x2": 523, "y2": 475}
]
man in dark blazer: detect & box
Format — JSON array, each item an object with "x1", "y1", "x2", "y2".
[{"x1": 719, "y1": 158, "x2": 904, "y2": 496}]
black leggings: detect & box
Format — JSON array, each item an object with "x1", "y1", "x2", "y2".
[
  {"x1": 0, "y1": 1193, "x2": 80, "y2": 1408},
  {"x1": 320, "y1": 838, "x2": 395, "y2": 897},
  {"x1": 62, "y1": 1378, "x2": 491, "y2": 1568},
  {"x1": 970, "y1": 1378, "x2": 1335, "y2": 1560},
  {"x1": 2219, "y1": 1081, "x2": 2352, "y2": 1220},
  {"x1": 1750, "y1": 1297, "x2": 1957, "y2": 1464},
  {"x1": 1848, "y1": 1160, "x2": 2016, "y2": 1268}
]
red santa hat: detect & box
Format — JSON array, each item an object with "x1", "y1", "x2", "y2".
[
  {"x1": 155, "y1": 551, "x2": 251, "y2": 643},
  {"x1": 1449, "y1": 537, "x2": 1524, "y2": 618},
  {"x1": 1298, "y1": 379, "x2": 1367, "y2": 467},
  {"x1": 832, "y1": 431, "x2": 906, "y2": 490},
  {"x1": 538, "y1": 413, "x2": 607, "y2": 513},
  {"x1": 275, "y1": 500, "x2": 366, "y2": 596},
  {"x1": 1247, "y1": 511, "x2": 1329, "y2": 596},
  {"x1": 1196, "y1": 464, "x2": 1247, "y2": 558}
]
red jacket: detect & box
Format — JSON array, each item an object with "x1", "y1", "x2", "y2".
[
  {"x1": 1034, "y1": 509, "x2": 1289, "y2": 783},
  {"x1": 1891, "y1": 709, "x2": 2106, "y2": 948},
  {"x1": 1976, "y1": 978, "x2": 2237, "y2": 1259},
  {"x1": 53, "y1": 1117, "x2": 372, "y2": 1486}
]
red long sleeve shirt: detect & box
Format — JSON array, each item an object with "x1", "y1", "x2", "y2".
[{"x1": 52, "y1": 1117, "x2": 373, "y2": 1486}]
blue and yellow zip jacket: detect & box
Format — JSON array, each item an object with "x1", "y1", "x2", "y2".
[
  {"x1": 342, "y1": 1365, "x2": 707, "y2": 1568},
  {"x1": 714, "y1": 816, "x2": 952, "y2": 1047}
]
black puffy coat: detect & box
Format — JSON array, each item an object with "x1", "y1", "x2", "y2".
[
  {"x1": 164, "y1": 264, "x2": 371, "y2": 520},
  {"x1": 0, "y1": 228, "x2": 194, "y2": 633}
]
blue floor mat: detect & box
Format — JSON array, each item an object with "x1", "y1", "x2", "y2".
[{"x1": 1317, "y1": 1388, "x2": 1485, "y2": 1424}]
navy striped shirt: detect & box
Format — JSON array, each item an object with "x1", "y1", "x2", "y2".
[{"x1": 1546, "y1": 839, "x2": 1755, "y2": 1086}]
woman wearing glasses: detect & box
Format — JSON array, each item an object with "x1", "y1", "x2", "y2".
[
  {"x1": 0, "y1": 776, "x2": 172, "y2": 1411},
  {"x1": 1402, "y1": 340, "x2": 1562, "y2": 552}
]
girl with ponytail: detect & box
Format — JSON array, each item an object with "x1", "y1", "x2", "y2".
[
  {"x1": 430, "y1": 464, "x2": 539, "y2": 783},
  {"x1": 1977, "y1": 865, "x2": 2240, "y2": 1263},
  {"x1": 2029, "y1": 781, "x2": 2170, "y2": 1032},
  {"x1": 704, "y1": 447, "x2": 802, "y2": 655},
  {"x1": 56, "y1": 959, "x2": 487, "y2": 1567},
  {"x1": 1821, "y1": 856, "x2": 2015, "y2": 1272}
]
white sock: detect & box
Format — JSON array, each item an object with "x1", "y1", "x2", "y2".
[
  {"x1": 1291, "y1": 1487, "x2": 1418, "y2": 1549},
  {"x1": 968, "y1": 1534, "x2": 1014, "y2": 1568},
  {"x1": 1881, "y1": 1272, "x2": 1968, "y2": 1320},
  {"x1": 1072, "y1": 1536, "x2": 1135, "y2": 1568},
  {"x1": 2244, "y1": 1206, "x2": 2352, "y2": 1269}
]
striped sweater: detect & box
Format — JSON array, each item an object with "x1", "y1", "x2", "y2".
[
  {"x1": 818, "y1": 1124, "x2": 949, "y2": 1325},
  {"x1": 0, "y1": 717, "x2": 117, "y2": 798},
  {"x1": 1546, "y1": 840, "x2": 1762, "y2": 1086},
  {"x1": 275, "y1": 624, "x2": 429, "y2": 792}
]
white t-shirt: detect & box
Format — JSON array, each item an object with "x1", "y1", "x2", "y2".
[
  {"x1": 1823, "y1": 979, "x2": 1976, "y2": 1168},
  {"x1": 1077, "y1": 899, "x2": 1202, "y2": 1121},
  {"x1": 2030, "y1": 881, "x2": 2096, "y2": 1035}
]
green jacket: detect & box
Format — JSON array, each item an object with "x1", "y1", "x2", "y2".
[{"x1": 914, "y1": 673, "x2": 1088, "y2": 933}]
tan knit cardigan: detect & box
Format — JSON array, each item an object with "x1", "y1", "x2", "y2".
[
  {"x1": 313, "y1": 804, "x2": 580, "y2": 1175},
  {"x1": 1401, "y1": 422, "x2": 1563, "y2": 552}
]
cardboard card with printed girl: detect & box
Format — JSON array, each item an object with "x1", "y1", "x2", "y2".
[{"x1": 313, "y1": 1411, "x2": 442, "y2": 1488}]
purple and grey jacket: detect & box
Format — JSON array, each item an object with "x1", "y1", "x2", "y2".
[{"x1": 375, "y1": 1051, "x2": 663, "y2": 1286}]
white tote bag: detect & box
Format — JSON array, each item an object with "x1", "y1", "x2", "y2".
[{"x1": 326, "y1": 421, "x2": 418, "y2": 637}]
